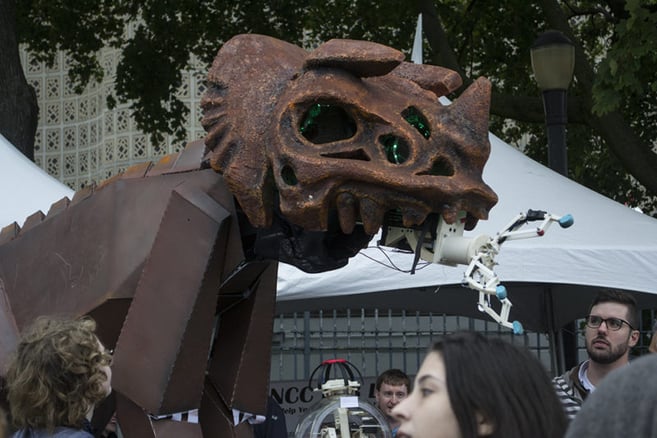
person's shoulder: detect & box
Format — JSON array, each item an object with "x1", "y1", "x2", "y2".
[
  {"x1": 51, "y1": 430, "x2": 93, "y2": 438},
  {"x1": 51, "y1": 428, "x2": 94, "y2": 438},
  {"x1": 13, "y1": 427, "x2": 95, "y2": 438},
  {"x1": 551, "y1": 363, "x2": 585, "y2": 419},
  {"x1": 552, "y1": 374, "x2": 569, "y2": 396},
  {"x1": 552, "y1": 363, "x2": 580, "y2": 385}
]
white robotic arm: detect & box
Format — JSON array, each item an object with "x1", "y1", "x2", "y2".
[{"x1": 381, "y1": 210, "x2": 574, "y2": 334}]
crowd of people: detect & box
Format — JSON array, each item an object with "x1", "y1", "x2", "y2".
[
  {"x1": 1, "y1": 288, "x2": 656, "y2": 438},
  {"x1": 370, "y1": 288, "x2": 656, "y2": 438},
  {"x1": 382, "y1": 289, "x2": 657, "y2": 438}
]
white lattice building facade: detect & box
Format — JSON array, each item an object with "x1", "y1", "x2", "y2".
[{"x1": 21, "y1": 46, "x2": 207, "y2": 190}]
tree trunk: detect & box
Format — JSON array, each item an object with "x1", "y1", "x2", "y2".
[{"x1": 0, "y1": 0, "x2": 38, "y2": 161}]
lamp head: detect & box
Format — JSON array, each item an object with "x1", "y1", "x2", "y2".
[{"x1": 531, "y1": 30, "x2": 575, "y2": 91}]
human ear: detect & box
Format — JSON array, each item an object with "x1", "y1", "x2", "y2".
[
  {"x1": 629, "y1": 329, "x2": 640, "y2": 347},
  {"x1": 476, "y1": 412, "x2": 494, "y2": 436}
]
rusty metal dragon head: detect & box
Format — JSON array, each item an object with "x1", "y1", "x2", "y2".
[{"x1": 201, "y1": 34, "x2": 497, "y2": 272}]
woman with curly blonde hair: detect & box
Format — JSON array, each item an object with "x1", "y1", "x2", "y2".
[{"x1": 6, "y1": 316, "x2": 112, "y2": 438}]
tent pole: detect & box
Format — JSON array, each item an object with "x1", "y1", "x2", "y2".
[
  {"x1": 545, "y1": 286, "x2": 565, "y2": 374},
  {"x1": 555, "y1": 330, "x2": 566, "y2": 374},
  {"x1": 304, "y1": 311, "x2": 311, "y2": 379}
]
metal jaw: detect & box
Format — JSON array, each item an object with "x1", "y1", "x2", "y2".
[{"x1": 399, "y1": 210, "x2": 573, "y2": 334}]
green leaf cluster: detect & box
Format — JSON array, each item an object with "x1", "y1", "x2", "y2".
[{"x1": 593, "y1": 0, "x2": 657, "y2": 116}]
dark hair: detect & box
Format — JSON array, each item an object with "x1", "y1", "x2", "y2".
[
  {"x1": 375, "y1": 369, "x2": 410, "y2": 391},
  {"x1": 432, "y1": 332, "x2": 567, "y2": 438},
  {"x1": 589, "y1": 289, "x2": 639, "y2": 329},
  {"x1": 0, "y1": 407, "x2": 6, "y2": 438}
]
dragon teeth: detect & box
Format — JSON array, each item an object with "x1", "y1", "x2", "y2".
[
  {"x1": 336, "y1": 192, "x2": 357, "y2": 234},
  {"x1": 401, "y1": 207, "x2": 428, "y2": 227},
  {"x1": 359, "y1": 198, "x2": 385, "y2": 235}
]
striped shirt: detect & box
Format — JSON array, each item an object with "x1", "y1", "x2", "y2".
[
  {"x1": 552, "y1": 362, "x2": 591, "y2": 421},
  {"x1": 552, "y1": 373, "x2": 585, "y2": 421}
]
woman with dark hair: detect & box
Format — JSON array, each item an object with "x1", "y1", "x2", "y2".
[
  {"x1": 6, "y1": 316, "x2": 112, "y2": 438},
  {"x1": 392, "y1": 331, "x2": 566, "y2": 438}
]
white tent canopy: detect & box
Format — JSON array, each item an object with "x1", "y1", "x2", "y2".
[
  {"x1": 0, "y1": 134, "x2": 74, "y2": 228},
  {"x1": 3, "y1": 132, "x2": 657, "y2": 332},
  {"x1": 276, "y1": 133, "x2": 657, "y2": 331}
]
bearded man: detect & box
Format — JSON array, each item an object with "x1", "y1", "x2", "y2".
[{"x1": 553, "y1": 289, "x2": 640, "y2": 420}]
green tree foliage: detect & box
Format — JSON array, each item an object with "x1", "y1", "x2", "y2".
[{"x1": 7, "y1": 0, "x2": 657, "y2": 213}]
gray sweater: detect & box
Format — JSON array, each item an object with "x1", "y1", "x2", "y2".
[{"x1": 565, "y1": 354, "x2": 657, "y2": 437}]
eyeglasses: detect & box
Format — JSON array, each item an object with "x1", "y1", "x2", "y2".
[{"x1": 585, "y1": 315, "x2": 634, "y2": 331}]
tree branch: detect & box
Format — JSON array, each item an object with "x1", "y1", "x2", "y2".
[
  {"x1": 415, "y1": 0, "x2": 469, "y2": 83},
  {"x1": 540, "y1": 0, "x2": 657, "y2": 194}
]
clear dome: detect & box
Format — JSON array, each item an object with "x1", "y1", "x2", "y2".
[{"x1": 295, "y1": 395, "x2": 392, "y2": 438}]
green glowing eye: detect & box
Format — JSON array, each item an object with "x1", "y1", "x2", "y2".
[
  {"x1": 402, "y1": 107, "x2": 431, "y2": 139},
  {"x1": 299, "y1": 104, "x2": 330, "y2": 135},
  {"x1": 381, "y1": 135, "x2": 409, "y2": 164}
]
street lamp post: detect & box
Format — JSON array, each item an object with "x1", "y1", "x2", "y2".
[
  {"x1": 531, "y1": 30, "x2": 575, "y2": 176},
  {"x1": 530, "y1": 30, "x2": 576, "y2": 373}
]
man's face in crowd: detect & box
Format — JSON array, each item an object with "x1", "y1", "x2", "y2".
[
  {"x1": 375, "y1": 382, "x2": 409, "y2": 420},
  {"x1": 585, "y1": 301, "x2": 639, "y2": 364}
]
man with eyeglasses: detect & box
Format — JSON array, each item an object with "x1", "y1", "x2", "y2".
[{"x1": 553, "y1": 289, "x2": 640, "y2": 420}]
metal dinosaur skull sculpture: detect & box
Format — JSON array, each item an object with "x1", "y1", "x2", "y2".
[
  {"x1": 202, "y1": 35, "x2": 497, "y2": 254},
  {"x1": 0, "y1": 34, "x2": 498, "y2": 438}
]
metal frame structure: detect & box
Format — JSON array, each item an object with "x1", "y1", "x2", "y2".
[{"x1": 270, "y1": 309, "x2": 657, "y2": 383}]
